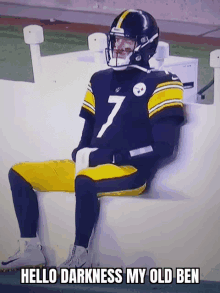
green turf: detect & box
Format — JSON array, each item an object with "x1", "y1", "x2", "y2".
[
  {"x1": 0, "y1": 24, "x2": 89, "y2": 82},
  {"x1": 0, "y1": 23, "x2": 216, "y2": 102}
]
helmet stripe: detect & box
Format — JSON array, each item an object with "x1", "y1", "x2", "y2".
[{"x1": 116, "y1": 9, "x2": 138, "y2": 28}]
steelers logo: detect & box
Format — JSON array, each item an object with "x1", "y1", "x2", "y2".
[{"x1": 133, "y1": 83, "x2": 146, "y2": 96}]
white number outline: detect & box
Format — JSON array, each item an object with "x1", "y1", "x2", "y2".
[{"x1": 97, "y1": 95, "x2": 125, "y2": 138}]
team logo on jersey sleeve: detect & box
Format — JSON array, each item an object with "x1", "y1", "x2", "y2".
[{"x1": 133, "y1": 83, "x2": 146, "y2": 96}]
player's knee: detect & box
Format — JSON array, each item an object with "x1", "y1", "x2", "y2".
[
  {"x1": 8, "y1": 167, "x2": 17, "y2": 184},
  {"x1": 75, "y1": 175, "x2": 96, "y2": 198},
  {"x1": 8, "y1": 167, "x2": 31, "y2": 189},
  {"x1": 9, "y1": 163, "x2": 22, "y2": 177}
]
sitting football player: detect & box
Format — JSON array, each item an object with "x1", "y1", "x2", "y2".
[{"x1": 1, "y1": 9, "x2": 184, "y2": 272}]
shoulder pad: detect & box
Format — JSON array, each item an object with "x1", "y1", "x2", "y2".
[
  {"x1": 151, "y1": 69, "x2": 182, "y2": 84},
  {"x1": 92, "y1": 68, "x2": 112, "y2": 80}
]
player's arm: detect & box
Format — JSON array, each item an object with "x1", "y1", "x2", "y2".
[
  {"x1": 72, "y1": 128, "x2": 115, "y2": 167},
  {"x1": 71, "y1": 73, "x2": 116, "y2": 175},
  {"x1": 112, "y1": 72, "x2": 185, "y2": 167},
  {"x1": 72, "y1": 119, "x2": 94, "y2": 162},
  {"x1": 113, "y1": 116, "x2": 182, "y2": 167},
  {"x1": 87, "y1": 117, "x2": 181, "y2": 168},
  {"x1": 72, "y1": 73, "x2": 116, "y2": 173},
  {"x1": 71, "y1": 77, "x2": 96, "y2": 162}
]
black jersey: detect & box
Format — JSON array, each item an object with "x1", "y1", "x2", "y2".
[{"x1": 79, "y1": 66, "x2": 184, "y2": 153}]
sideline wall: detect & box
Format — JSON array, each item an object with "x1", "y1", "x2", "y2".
[{"x1": 0, "y1": 0, "x2": 220, "y2": 26}]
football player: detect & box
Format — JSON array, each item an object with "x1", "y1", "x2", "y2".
[{"x1": 1, "y1": 9, "x2": 184, "y2": 272}]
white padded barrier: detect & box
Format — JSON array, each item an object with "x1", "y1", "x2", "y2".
[
  {"x1": 1, "y1": 29, "x2": 218, "y2": 280},
  {"x1": 88, "y1": 33, "x2": 107, "y2": 67},
  {"x1": 23, "y1": 25, "x2": 44, "y2": 83},
  {"x1": 35, "y1": 33, "x2": 220, "y2": 280}
]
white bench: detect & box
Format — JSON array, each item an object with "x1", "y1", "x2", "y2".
[{"x1": 20, "y1": 29, "x2": 220, "y2": 280}]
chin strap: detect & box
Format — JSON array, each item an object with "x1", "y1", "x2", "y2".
[{"x1": 112, "y1": 65, "x2": 128, "y2": 71}]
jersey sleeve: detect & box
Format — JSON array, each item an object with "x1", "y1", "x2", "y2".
[
  {"x1": 79, "y1": 78, "x2": 96, "y2": 122},
  {"x1": 147, "y1": 73, "x2": 184, "y2": 124}
]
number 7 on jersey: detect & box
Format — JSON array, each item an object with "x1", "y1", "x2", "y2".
[{"x1": 97, "y1": 95, "x2": 126, "y2": 138}]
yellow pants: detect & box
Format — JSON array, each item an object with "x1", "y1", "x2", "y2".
[{"x1": 12, "y1": 159, "x2": 146, "y2": 197}]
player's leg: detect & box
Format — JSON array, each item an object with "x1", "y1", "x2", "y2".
[
  {"x1": 1, "y1": 159, "x2": 75, "y2": 271},
  {"x1": 75, "y1": 164, "x2": 146, "y2": 245},
  {"x1": 9, "y1": 159, "x2": 75, "y2": 237},
  {"x1": 58, "y1": 163, "x2": 146, "y2": 270}
]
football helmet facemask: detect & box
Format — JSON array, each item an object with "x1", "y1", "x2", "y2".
[{"x1": 106, "y1": 9, "x2": 159, "y2": 70}]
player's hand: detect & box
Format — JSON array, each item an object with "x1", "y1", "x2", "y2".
[
  {"x1": 89, "y1": 149, "x2": 131, "y2": 167},
  {"x1": 75, "y1": 147, "x2": 97, "y2": 177},
  {"x1": 113, "y1": 150, "x2": 131, "y2": 165},
  {"x1": 89, "y1": 148, "x2": 114, "y2": 167}
]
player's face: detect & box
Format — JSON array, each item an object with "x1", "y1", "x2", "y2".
[{"x1": 113, "y1": 36, "x2": 136, "y2": 59}]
